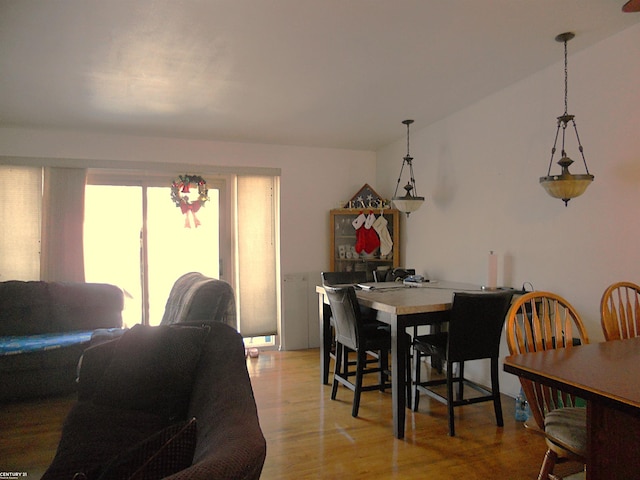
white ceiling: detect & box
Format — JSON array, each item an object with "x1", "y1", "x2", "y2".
[{"x1": 1, "y1": 1, "x2": 638, "y2": 151}]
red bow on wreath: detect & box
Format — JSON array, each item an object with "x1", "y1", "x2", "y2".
[
  {"x1": 180, "y1": 201, "x2": 201, "y2": 228},
  {"x1": 171, "y1": 175, "x2": 209, "y2": 228}
]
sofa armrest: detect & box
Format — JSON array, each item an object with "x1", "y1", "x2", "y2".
[{"x1": 77, "y1": 338, "x2": 119, "y2": 401}]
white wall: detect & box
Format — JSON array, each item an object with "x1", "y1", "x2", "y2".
[
  {"x1": 2, "y1": 23, "x2": 639, "y2": 378},
  {"x1": 376, "y1": 24, "x2": 640, "y2": 396},
  {"x1": 0, "y1": 128, "x2": 377, "y2": 349}
]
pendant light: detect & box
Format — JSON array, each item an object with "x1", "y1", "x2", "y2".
[
  {"x1": 540, "y1": 32, "x2": 594, "y2": 206},
  {"x1": 622, "y1": 0, "x2": 640, "y2": 12},
  {"x1": 392, "y1": 119, "x2": 424, "y2": 216}
]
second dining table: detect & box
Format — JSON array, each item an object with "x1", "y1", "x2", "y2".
[
  {"x1": 504, "y1": 336, "x2": 640, "y2": 479},
  {"x1": 317, "y1": 280, "x2": 486, "y2": 439}
]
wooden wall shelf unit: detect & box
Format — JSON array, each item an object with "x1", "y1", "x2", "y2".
[{"x1": 329, "y1": 208, "x2": 400, "y2": 281}]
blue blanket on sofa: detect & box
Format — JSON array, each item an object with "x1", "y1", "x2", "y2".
[{"x1": 0, "y1": 329, "x2": 123, "y2": 356}]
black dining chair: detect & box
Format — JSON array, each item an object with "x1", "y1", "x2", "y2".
[
  {"x1": 321, "y1": 271, "x2": 383, "y2": 377},
  {"x1": 321, "y1": 271, "x2": 368, "y2": 288},
  {"x1": 324, "y1": 284, "x2": 411, "y2": 417},
  {"x1": 412, "y1": 290, "x2": 513, "y2": 436}
]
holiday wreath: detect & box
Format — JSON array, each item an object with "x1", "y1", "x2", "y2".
[{"x1": 171, "y1": 174, "x2": 209, "y2": 228}]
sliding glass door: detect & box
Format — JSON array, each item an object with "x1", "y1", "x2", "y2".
[
  {"x1": 84, "y1": 181, "x2": 220, "y2": 326},
  {"x1": 84, "y1": 185, "x2": 142, "y2": 326}
]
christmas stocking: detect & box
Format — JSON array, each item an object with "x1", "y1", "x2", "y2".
[
  {"x1": 363, "y1": 213, "x2": 381, "y2": 254},
  {"x1": 352, "y1": 213, "x2": 367, "y2": 253},
  {"x1": 372, "y1": 215, "x2": 393, "y2": 256}
]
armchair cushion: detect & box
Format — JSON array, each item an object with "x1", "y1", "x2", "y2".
[
  {"x1": 93, "y1": 324, "x2": 209, "y2": 421},
  {"x1": 77, "y1": 338, "x2": 120, "y2": 401}
]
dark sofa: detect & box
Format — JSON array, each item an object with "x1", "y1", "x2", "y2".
[
  {"x1": 0, "y1": 280, "x2": 124, "y2": 402},
  {"x1": 41, "y1": 274, "x2": 265, "y2": 480}
]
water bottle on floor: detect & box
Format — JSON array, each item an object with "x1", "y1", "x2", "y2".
[{"x1": 515, "y1": 387, "x2": 529, "y2": 421}]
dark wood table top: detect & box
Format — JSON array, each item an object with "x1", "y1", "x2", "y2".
[{"x1": 504, "y1": 336, "x2": 640, "y2": 415}]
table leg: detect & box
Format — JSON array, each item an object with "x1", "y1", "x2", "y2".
[
  {"x1": 319, "y1": 293, "x2": 332, "y2": 385},
  {"x1": 587, "y1": 401, "x2": 640, "y2": 479},
  {"x1": 390, "y1": 315, "x2": 407, "y2": 439},
  {"x1": 388, "y1": 311, "x2": 449, "y2": 439},
  {"x1": 430, "y1": 322, "x2": 443, "y2": 373}
]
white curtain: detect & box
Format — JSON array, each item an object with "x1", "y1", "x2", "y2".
[
  {"x1": 0, "y1": 165, "x2": 42, "y2": 280},
  {"x1": 236, "y1": 175, "x2": 280, "y2": 337},
  {"x1": 40, "y1": 167, "x2": 87, "y2": 282}
]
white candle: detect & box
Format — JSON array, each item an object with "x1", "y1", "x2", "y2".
[{"x1": 488, "y1": 251, "x2": 498, "y2": 289}]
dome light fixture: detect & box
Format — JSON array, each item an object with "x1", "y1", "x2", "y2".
[
  {"x1": 540, "y1": 32, "x2": 594, "y2": 206},
  {"x1": 392, "y1": 119, "x2": 424, "y2": 216}
]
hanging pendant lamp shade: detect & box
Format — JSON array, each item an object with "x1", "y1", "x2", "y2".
[
  {"x1": 392, "y1": 119, "x2": 424, "y2": 216},
  {"x1": 540, "y1": 32, "x2": 594, "y2": 206}
]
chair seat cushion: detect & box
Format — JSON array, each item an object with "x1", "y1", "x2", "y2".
[
  {"x1": 414, "y1": 332, "x2": 447, "y2": 357},
  {"x1": 544, "y1": 407, "x2": 587, "y2": 456},
  {"x1": 361, "y1": 325, "x2": 411, "y2": 352},
  {"x1": 360, "y1": 323, "x2": 392, "y2": 349}
]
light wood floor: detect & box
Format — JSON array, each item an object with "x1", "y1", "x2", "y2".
[{"x1": 1, "y1": 348, "x2": 584, "y2": 479}]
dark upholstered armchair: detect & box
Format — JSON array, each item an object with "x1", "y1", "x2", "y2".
[{"x1": 43, "y1": 320, "x2": 265, "y2": 480}]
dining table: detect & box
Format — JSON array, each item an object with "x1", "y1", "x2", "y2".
[
  {"x1": 316, "y1": 280, "x2": 486, "y2": 439},
  {"x1": 503, "y1": 336, "x2": 640, "y2": 479}
]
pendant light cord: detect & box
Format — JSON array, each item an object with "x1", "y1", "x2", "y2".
[
  {"x1": 393, "y1": 120, "x2": 416, "y2": 198},
  {"x1": 406, "y1": 121, "x2": 411, "y2": 157},
  {"x1": 563, "y1": 38, "x2": 569, "y2": 116}
]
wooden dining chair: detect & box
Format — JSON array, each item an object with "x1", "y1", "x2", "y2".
[
  {"x1": 506, "y1": 291, "x2": 590, "y2": 480},
  {"x1": 600, "y1": 281, "x2": 640, "y2": 341},
  {"x1": 324, "y1": 285, "x2": 411, "y2": 417},
  {"x1": 412, "y1": 290, "x2": 513, "y2": 436}
]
